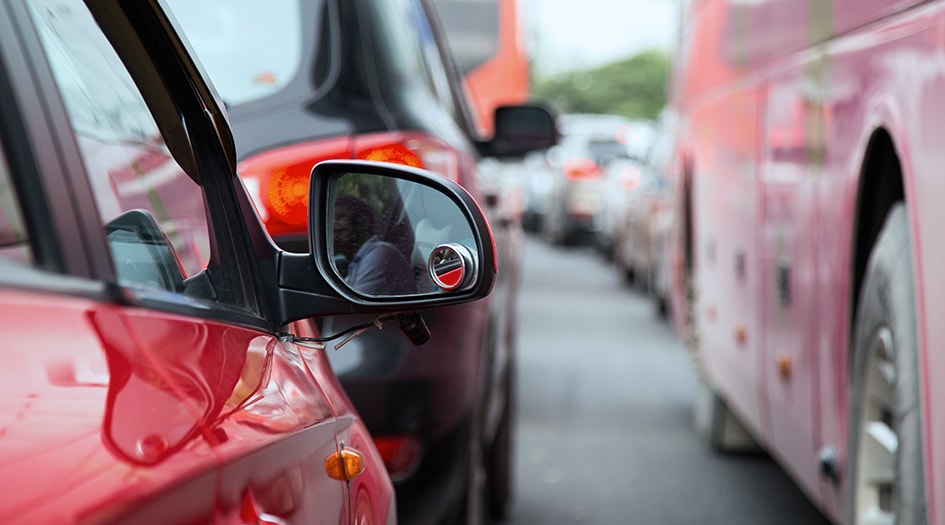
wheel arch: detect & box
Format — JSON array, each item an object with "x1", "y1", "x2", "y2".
[{"x1": 849, "y1": 128, "x2": 905, "y2": 341}]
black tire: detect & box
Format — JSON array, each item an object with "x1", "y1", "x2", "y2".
[{"x1": 847, "y1": 203, "x2": 927, "y2": 524}]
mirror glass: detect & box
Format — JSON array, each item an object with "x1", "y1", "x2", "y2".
[{"x1": 330, "y1": 172, "x2": 478, "y2": 297}]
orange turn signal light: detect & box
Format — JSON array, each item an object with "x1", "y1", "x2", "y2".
[{"x1": 325, "y1": 448, "x2": 365, "y2": 482}]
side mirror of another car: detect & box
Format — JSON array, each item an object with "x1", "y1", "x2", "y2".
[
  {"x1": 275, "y1": 160, "x2": 497, "y2": 326},
  {"x1": 482, "y1": 104, "x2": 559, "y2": 158}
]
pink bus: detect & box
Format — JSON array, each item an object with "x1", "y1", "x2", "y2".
[{"x1": 666, "y1": 1, "x2": 945, "y2": 523}]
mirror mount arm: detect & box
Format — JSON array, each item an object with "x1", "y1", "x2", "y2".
[
  {"x1": 275, "y1": 251, "x2": 358, "y2": 325},
  {"x1": 279, "y1": 311, "x2": 430, "y2": 349}
]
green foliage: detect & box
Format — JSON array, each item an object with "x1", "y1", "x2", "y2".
[{"x1": 532, "y1": 50, "x2": 671, "y2": 121}]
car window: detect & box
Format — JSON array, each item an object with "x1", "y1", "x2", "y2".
[
  {"x1": 26, "y1": 0, "x2": 215, "y2": 299},
  {"x1": 379, "y1": 0, "x2": 460, "y2": 120},
  {"x1": 0, "y1": 144, "x2": 32, "y2": 266},
  {"x1": 431, "y1": 0, "x2": 498, "y2": 74},
  {"x1": 167, "y1": 0, "x2": 305, "y2": 106}
]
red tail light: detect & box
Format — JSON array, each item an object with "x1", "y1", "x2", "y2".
[
  {"x1": 238, "y1": 136, "x2": 352, "y2": 236},
  {"x1": 238, "y1": 131, "x2": 461, "y2": 237},
  {"x1": 563, "y1": 158, "x2": 600, "y2": 181},
  {"x1": 354, "y1": 131, "x2": 460, "y2": 184},
  {"x1": 373, "y1": 434, "x2": 424, "y2": 481}
]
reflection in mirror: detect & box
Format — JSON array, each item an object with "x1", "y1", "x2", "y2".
[{"x1": 331, "y1": 172, "x2": 477, "y2": 297}]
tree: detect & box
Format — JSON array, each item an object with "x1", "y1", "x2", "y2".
[{"x1": 531, "y1": 50, "x2": 671, "y2": 121}]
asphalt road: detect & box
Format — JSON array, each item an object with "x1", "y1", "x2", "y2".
[{"x1": 504, "y1": 235, "x2": 832, "y2": 525}]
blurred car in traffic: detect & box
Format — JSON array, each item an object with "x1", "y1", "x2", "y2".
[
  {"x1": 591, "y1": 121, "x2": 657, "y2": 258},
  {"x1": 0, "y1": 0, "x2": 512, "y2": 523},
  {"x1": 610, "y1": 112, "x2": 678, "y2": 317},
  {"x1": 540, "y1": 114, "x2": 653, "y2": 246},
  {"x1": 168, "y1": 1, "x2": 557, "y2": 523},
  {"x1": 519, "y1": 148, "x2": 557, "y2": 233}
]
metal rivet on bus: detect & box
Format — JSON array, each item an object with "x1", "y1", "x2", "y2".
[
  {"x1": 705, "y1": 305, "x2": 717, "y2": 321},
  {"x1": 776, "y1": 354, "x2": 792, "y2": 381},
  {"x1": 734, "y1": 325, "x2": 747, "y2": 346}
]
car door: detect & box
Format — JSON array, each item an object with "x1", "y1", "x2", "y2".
[
  {"x1": 2, "y1": 0, "x2": 349, "y2": 522},
  {"x1": 0, "y1": 4, "x2": 224, "y2": 522}
]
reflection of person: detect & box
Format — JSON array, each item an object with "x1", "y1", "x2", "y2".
[{"x1": 333, "y1": 195, "x2": 417, "y2": 295}]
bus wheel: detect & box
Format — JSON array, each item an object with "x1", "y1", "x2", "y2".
[{"x1": 847, "y1": 203, "x2": 927, "y2": 524}]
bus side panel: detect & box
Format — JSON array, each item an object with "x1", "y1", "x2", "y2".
[
  {"x1": 758, "y1": 59, "x2": 824, "y2": 510},
  {"x1": 690, "y1": 85, "x2": 768, "y2": 447},
  {"x1": 674, "y1": 0, "x2": 945, "y2": 523}
]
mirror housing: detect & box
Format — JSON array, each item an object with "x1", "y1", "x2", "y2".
[
  {"x1": 274, "y1": 160, "x2": 498, "y2": 325},
  {"x1": 479, "y1": 104, "x2": 558, "y2": 158}
]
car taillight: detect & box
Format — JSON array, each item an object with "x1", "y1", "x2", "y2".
[
  {"x1": 618, "y1": 165, "x2": 642, "y2": 191},
  {"x1": 563, "y1": 157, "x2": 601, "y2": 181},
  {"x1": 354, "y1": 131, "x2": 461, "y2": 184},
  {"x1": 238, "y1": 136, "x2": 352, "y2": 236},
  {"x1": 373, "y1": 434, "x2": 424, "y2": 481},
  {"x1": 238, "y1": 132, "x2": 462, "y2": 237}
]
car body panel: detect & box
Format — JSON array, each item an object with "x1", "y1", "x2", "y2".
[{"x1": 0, "y1": 290, "x2": 219, "y2": 524}]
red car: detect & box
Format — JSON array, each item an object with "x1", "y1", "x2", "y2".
[{"x1": 0, "y1": 0, "x2": 545, "y2": 523}]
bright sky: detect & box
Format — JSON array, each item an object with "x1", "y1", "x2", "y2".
[{"x1": 523, "y1": 0, "x2": 680, "y2": 78}]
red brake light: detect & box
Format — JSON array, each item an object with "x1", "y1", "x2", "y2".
[
  {"x1": 357, "y1": 142, "x2": 423, "y2": 168},
  {"x1": 354, "y1": 131, "x2": 461, "y2": 184},
  {"x1": 618, "y1": 165, "x2": 642, "y2": 191},
  {"x1": 266, "y1": 169, "x2": 310, "y2": 227},
  {"x1": 563, "y1": 158, "x2": 600, "y2": 180},
  {"x1": 238, "y1": 136, "x2": 352, "y2": 236},
  {"x1": 373, "y1": 434, "x2": 424, "y2": 481}
]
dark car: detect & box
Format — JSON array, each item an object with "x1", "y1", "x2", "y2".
[
  {"x1": 167, "y1": 1, "x2": 556, "y2": 523},
  {"x1": 0, "y1": 0, "x2": 514, "y2": 523}
]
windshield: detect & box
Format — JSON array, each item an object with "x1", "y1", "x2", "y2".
[{"x1": 166, "y1": 0, "x2": 305, "y2": 106}]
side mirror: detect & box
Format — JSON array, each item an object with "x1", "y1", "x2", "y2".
[
  {"x1": 322, "y1": 170, "x2": 481, "y2": 298},
  {"x1": 273, "y1": 159, "x2": 498, "y2": 326},
  {"x1": 483, "y1": 104, "x2": 558, "y2": 158}
]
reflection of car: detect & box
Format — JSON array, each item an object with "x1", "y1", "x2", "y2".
[
  {"x1": 593, "y1": 156, "x2": 647, "y2": 258},
  {"x1": 592, "y1": 119, "x2": 656, "y2": 257},
  {"x1": 609, "y1": 116, "x2": 676, "y2": 315},
  {"x1": 0, "y1": 1, "x2": 508, "y2": 523},
  {"x1": 541, "y1": 114, "x2": 653, "y2": 245},
  {"x1": 168, "y1": 1, "x2": 556, "y2": 523}
]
